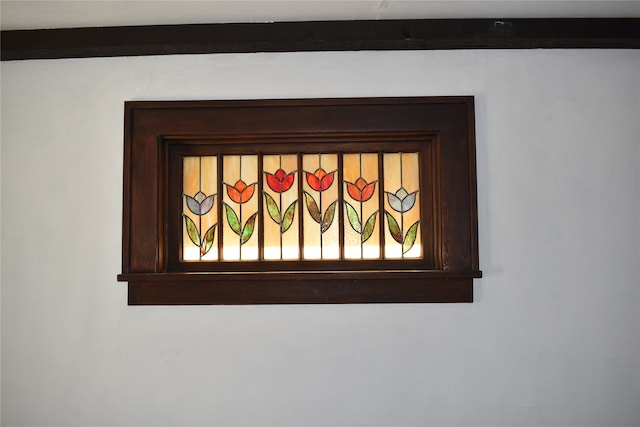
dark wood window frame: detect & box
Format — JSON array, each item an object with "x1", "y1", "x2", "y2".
[{"x1": 117, "y1": 97, "x2": 481, "y2": 304}]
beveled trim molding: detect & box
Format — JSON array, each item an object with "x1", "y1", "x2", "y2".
[{"x1": 2, "y1": 18, "x2": 639, "y2": 61}]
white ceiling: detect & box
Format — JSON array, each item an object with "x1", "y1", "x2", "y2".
[{"x1": 1, "y1": 0, "x2": 639, "y2": 31}]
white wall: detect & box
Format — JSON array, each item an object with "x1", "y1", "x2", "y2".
[{"x1": 2, "y1": 49, "x2": 639, "y2": 426}]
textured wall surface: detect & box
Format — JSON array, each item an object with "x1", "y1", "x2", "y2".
[{"x1": 2, "y1": 49, "x2": 639, "y2": 426}]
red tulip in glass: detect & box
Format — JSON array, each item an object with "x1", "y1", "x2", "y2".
[
  {"x1": 305, "y1": 168, "x2": 335, "y2": 192},
  {"x1": 265, "y1": 168, "x2": 295, "y2": 193}
]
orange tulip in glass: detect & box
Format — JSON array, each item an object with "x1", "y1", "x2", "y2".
[
  {"x1": 345, "y1": 177, "x2": 376, "y2": 202},
  {"x1": 226, "y1": 179, "x2": 256, "y2": 204}
]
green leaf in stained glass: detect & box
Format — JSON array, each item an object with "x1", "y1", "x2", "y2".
[
  {"x1": 345, "y1": 201, "x2": 361, "y2": 233},
  {"x1": 281, "y1": 201, "x2": 297, "y2": 233},
  {"x1": 362, "y1": 211, "x2": 378, "y2": 243},
  {"x1": 264, "y1": 192, "x2": 281, "y2": 224},
  {"x1": 403, "y1": 220, "x2": 420, "y2": 254},
  {"x1": 184, "y1": 215, "x2": 200, "y2": 246},
  {"x1": 241, "y1": 212, "x2": 258, "y2": 245},
  {"x1": 385, "y1": 211, "x2": 403, "y2": 244},
  {"x1": 321, "y1": 200, "x2": 338, "y2": 233},
  {"x1": 202, "y1": 224, "x2": 217, "y2": 255},
  {"x1": 223, "y1": 203, "x2": 241, "y2": 236},
  {"x1": 304, "y1": 191, "x2": 321, "y2": 224}
]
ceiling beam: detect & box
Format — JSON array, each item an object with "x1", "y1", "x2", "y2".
[{"x1": 2, "y1": 18, "x2": 639, "y2": 61}]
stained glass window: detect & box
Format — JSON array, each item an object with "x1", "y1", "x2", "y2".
[
  {"x1": 182, "y1": 151, "x2": 422, "y2": 262},
  {"x1": 120, "y1": 97, "x2": 481, "y2": 305}
]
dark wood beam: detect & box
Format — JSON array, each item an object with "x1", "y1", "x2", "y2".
[{"x1": 2, "y1": 18, "x2": 639, "y2": 61}]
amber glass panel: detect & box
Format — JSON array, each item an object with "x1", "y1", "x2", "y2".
[
  {"x1": 183, "y1": 156, "x2": 218, "y2": 261},
  {"x1": 302, "y1": 153, "x2": 339, "y2": 259},
  {"x1": 343, "y1": 153, "x2": 380, "y2": 259},
  {"x1": 263, "y1": 154, "x2": 299, "y2": 260},
  {"x1": 383, "y1": 152, "x2": 421, "y2": 259},
  {"x1": 222, "y1": 155, "x2": 259, "y2": 260}
]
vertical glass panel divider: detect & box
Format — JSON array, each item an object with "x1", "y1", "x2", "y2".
[
  {"x1": 257, "y1": 154, "x2": 265, "y2": 261},
  {"x1": 377, "y1": 150, "x2": 386, "y2": 259},
  {"x1": 216, "y1": 154, "x2": 224, "y2": 262},
  {"x1": 296, "y1": 152, "x2": 304, "y2": 261},
  {"x1": 418, "y1": 147, "x2": 428, "y2": 265},
  {"x1": 337, "y1": 152, "x2": 345, "y2": 260},
  {"x1": 318, "y1": 153, "x2": 323, "y2": 259}
]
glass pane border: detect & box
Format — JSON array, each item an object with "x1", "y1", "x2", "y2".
[{"x1": 118, "y1": 97, "x2": 482, "y2": 304}]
